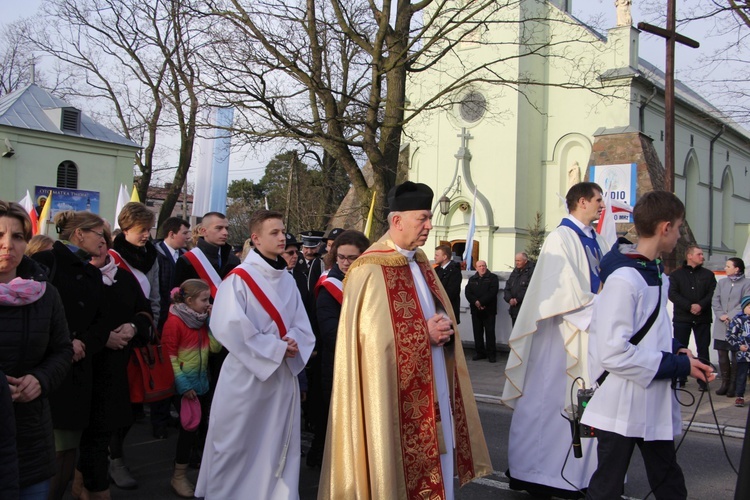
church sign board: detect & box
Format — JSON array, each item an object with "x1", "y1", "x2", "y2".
[
  {"x1": 34, "y1": 185, "x2": 101, "y2": 221},
  {"x1": 588, "y1": 163, "x2": 636, "y2": 223}
]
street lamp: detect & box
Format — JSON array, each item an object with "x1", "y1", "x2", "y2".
[{"x1": 439, "y1": 195, "x2": 451, "y2": 215}]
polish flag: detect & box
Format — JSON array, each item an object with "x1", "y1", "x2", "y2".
[
  {"x1": 596, "y1": 195, "x2": 633, "y2": 248},
  {"x1": 18, "y1": 190, "x2": 39, "y2": 235}
]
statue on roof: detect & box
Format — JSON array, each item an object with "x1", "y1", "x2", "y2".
[{"x1": 615, "y1": 0, "x2": 633, "y2": 27}]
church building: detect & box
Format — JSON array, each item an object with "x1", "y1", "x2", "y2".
[
  {"x1": 406, "y1": 0, "x2": 750, "y2": 269},
  {"x1": 0, "y1": 83, "x2": 139, "y2": 230}
]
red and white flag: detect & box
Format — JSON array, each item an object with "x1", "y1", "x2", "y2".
[
  {"x1": 596, "y1": 195, "x2": 632, "y2": 248},
  {"x1": 18, "y1": 190, "x2": 39, "y2": 235}
]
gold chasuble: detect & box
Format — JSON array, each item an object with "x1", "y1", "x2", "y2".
[{"x1": 318, "y1": 236, "x2": 491, "y2": 499}]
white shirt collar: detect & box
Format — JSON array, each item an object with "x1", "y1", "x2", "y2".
[
  {"x1": 164, "y1": 241, "x2": 181, "y2": 259},
  {"x1": 394, "y1": 244, "x2": 416, "y2": 262},
  {"x1": 566, "y1": 214, "x2": 594, "y2": 238}
]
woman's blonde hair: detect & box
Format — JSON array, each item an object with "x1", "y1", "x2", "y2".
[
  {"x1": 172, "y1": 279, "x2": 210, "y2": 304},
  {"x1": 54, "y1": 210, "x2": 105, "y2": 241},
  {"x1": 25, "y1": 234, "x2": 54, "y2": 255}
]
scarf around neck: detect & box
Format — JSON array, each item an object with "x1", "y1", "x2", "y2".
[
  {"x1": 170, "y1": 303, "x2": 208, "y2": 329},
  {"x1": 0, "y1": 277, "x2": 46, "y2": 306},
  {"x1": 98, "y1": 257, "x2": 118, "y2": 286},
  {"x1": 558, "y1": 218, "x2": 604, "y2": 293}
]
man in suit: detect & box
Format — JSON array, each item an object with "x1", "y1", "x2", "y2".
[
  {"x1": 434, "y1": 245, "x2": 461, "y2": 325},
  {"x1": 296, "y1": 230, "x2": 325, "y2": 292},
  {"x1": 155, "y1": 217, "x2": 191, "y2": 330}
]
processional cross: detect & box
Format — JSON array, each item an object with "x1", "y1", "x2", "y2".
[{"x1": 637, "y1": 0, "x2": 699, "y2": 193}]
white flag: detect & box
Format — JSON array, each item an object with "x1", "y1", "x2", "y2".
[
  {"x1": 463, "y1": 188, "x2": 477, "y2": 271},
  {"x1": 114, "y1": 184, "x2": 130, "y2": 230}
]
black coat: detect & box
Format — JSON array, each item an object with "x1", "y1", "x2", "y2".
[
  {"x1": 174, "y1": 238, "x2": 240, "y2": 287},
  {"x1": 316, "y1": 265, "x2": 345, "y2": 390},
  {"x1": 503, "y1": 262, "x2": 535, "y2": 319},
  {"x1": 33, "y1": 241, "x2": 107, "y2": 430},
  {"x1": 435, "y1": 261, "x2": 462, "y2": 324},
  {"x1": 465, "y1": 270, "x2": 500, "y2": 316},
  {"x1": 155, "y1": 240, "x2": 185, "y2": 330},
  {"x1": 89, "y1": 268, "x2": 152, "y2": 432},
  {"x1": 668, "y1": 264, "x2": 717, "y2": 324},
  {"x1": 0, "y1": 256, "x2": 72, "y2": 487},
  {"x1": 0, "y1": 372, "x2": 18, "y2": 499}
]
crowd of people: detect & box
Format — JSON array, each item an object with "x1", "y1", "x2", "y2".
[{"x1": 1, "y1": 178, "x2": 747, "y2": 499}]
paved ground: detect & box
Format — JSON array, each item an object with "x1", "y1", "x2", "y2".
[
  {"x1": 467, "y1": 349, "x2": 750, "y2": 437},
  {"x1": 63, "y1": 346, "x2": 748, "y2": 499}
]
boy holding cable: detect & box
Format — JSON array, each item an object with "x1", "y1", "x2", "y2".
[{"x1": 582, "y1": 191, "x2": 714, "y2": 499}]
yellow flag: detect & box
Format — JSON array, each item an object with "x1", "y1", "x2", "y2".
[
  {"x1": 130, "y1": 185, "x2": 141, "y2": 203},
  {"x1": 363, "y1": 191, "x2": 376, "y2": 239},
  {"x1": 37, "y1": 191, "x2": 53, "y2": 235}
]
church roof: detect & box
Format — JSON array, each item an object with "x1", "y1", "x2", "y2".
[
  {"x1": 636, "y1": 58, "x2": 750, "y2": 142},
  {"x1": 0, "y1": 84, "x2": 139, "y2": 148}
]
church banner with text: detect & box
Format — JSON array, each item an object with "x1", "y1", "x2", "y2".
[{"x1": 588, "y1": 163, "x2": 636, "y2": 223}]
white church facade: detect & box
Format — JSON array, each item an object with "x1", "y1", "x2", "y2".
[{"x1": 406, "y1": 0, "x2": 750, "y2": 270}]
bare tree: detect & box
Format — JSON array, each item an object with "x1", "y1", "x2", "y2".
[
  {"x1": 0, "y1": 24, "x2": 40, "y2": 95},
  {"x1": 639, "y1": 0, "x2": 750, "y2": 124},
  {"x1": 24, "y1": 0, "x2": 207, "y2": 228},
  {"x1": 194, "y1": 0, "x2": 611, "y2": 236}
]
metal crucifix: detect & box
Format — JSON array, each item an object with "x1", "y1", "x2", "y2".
[{"x1": 637, "y1": 0, "x2": 699, "y2": 193}]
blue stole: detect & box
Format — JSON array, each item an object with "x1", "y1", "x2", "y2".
[{"x1": 558, "y1": 218, "x2": 604, "y2": 293}]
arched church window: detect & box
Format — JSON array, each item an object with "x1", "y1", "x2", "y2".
[
  {"x1": 459, "y1": 91, "x2": 486, "y2": 123},
  {"x1": 57, "y1": 160, "x2": 78, "y2": 189}
]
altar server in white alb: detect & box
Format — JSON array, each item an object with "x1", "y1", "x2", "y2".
[
  {"x1": 196, "y1": 210, "x2": 315, "y2": 500},
  {"x1": 502, "y1": 182, "x2": 609, "y2": 498},
  {"x1": 583, "y1": 191, "x2": 714, "y2": 499}
]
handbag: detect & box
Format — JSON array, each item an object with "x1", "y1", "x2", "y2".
[{"x1": 127, "y1": 312, "x2": 175, "y2": 403}]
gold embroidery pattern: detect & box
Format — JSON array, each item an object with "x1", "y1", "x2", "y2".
[
  {"x1": 385, "y1": 265, "x2": 445, "y2": 500},
  {"x1": 453, "y1": 368, "x2": 476, "y2": 485}
]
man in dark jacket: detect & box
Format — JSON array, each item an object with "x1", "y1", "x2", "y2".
[
  {"x1": 174, "y1": 212, "x2": 240, "y2": 288},
  {"x1": 668, "y1": 245, "x2": 717, "y2": 387},
  {"x1": 465, "y1": 260, "x2": 500, "y2": 362},
  {"x1": 434, "y1": 245, "x2": 461, "y2": 324},
  {"x1": 503, "y1": 252, "x2": 535, "y2": 326},
  {"x1": 154, "y1": 217, "x2": 190, "y2": 331}
]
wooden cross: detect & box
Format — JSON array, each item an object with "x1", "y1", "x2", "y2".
[{"x1": 638, "y1": 0, "x2": 699, "y2": 193}]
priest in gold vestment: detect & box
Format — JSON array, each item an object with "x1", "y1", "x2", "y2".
[{"x1": 318, "y1": 182, "x2": 491, "y2": 500}]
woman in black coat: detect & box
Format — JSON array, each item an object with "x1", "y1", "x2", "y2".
[
  {"x1": 76, "y1": 232, "x2": 152, "y2": 498},
  {"x1": 307, "y1": 230, "x2": 369, "y2": 467},
  {"x1": 0, "y1": 201, "x2": 72, "y2": 497},
  {"x1": 32, "y1": 210, "x2": 108, "y2": 500}
]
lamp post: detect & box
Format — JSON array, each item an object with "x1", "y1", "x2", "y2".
[{"x1": 439, "y1": 195, "x2": 451, "y2": 216}]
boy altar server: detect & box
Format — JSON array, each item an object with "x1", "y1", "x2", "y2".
[
  {"x1": 196, "y1": 210, "x2": 315, "y2": 499},
  {"x1": 583, "y1": 191, "x2": 714, "y2": 499}
]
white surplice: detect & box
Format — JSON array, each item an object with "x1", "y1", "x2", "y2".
[
  {"x1": 502, "y1": 222, "x2": 609, "y2": 493},
  {"x1": 195, "y1": 251, "x2": 315, "y2": 500}
]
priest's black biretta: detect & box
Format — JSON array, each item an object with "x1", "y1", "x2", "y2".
[{"x1": 387, "y1": 181, "x2": 434, "y2": 212}]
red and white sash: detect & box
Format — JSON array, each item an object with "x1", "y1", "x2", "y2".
[
  {"x1": 184, "y1": 248, "x2": 222, "y2": 298},
  {"x1": 228, "y1": 267, "x2": 287, "y2": 338},
  {"x1": 314, "y1": 275, "x2": 343, "y2": 304},
  {"x1": 108, "y1": 249, "x2": 150, "y2": 298}
]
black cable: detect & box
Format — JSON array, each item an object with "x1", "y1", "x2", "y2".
[
  {"x1": 643, "y1": 363, "x2": 738, "y2": 500},
  {"x1": 559, "y1": 377, "x2": 587, "y2": 497}
]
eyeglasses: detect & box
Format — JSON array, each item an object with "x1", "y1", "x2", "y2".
[
  {"x1": 336, "y1": 254, "x2": 360, "y2": 263},
  {"x1": 283, "y1": 250, "x2": 297, "y2": 256},
  {"x1": 84, "y1": 229, "x2": 105, "y2": 239}
]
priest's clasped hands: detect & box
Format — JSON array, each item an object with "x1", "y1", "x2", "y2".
[{"x1": 427, "y1": 314, "x2": 454, "y2": 346}]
